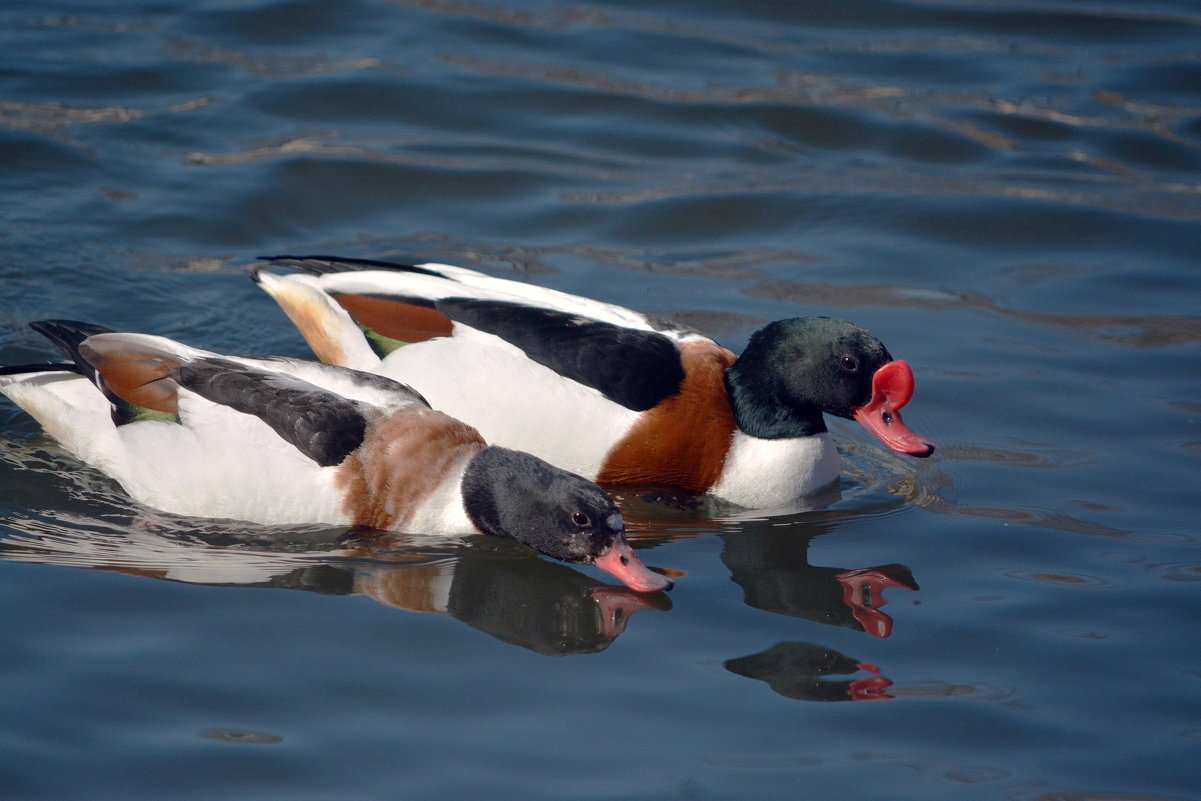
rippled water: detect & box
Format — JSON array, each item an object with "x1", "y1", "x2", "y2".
[{"x1": 2, "y1": 1, "x2": 1200, "y2": 799}]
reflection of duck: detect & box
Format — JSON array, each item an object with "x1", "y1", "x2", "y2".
[
  {"x1": 0, "y1": 320, "x2": 668, "y2": 592},
  {"x1": 725, "y1": 642, "x2": 893, "y2": 702},
  {"x1": 720, "y1": 528, "x2": 917, "y2": 637},
  {"x1": 357, "y1": 539, "x2": 671, "y2": 655},
  {"x1": 0, "y1": 520, "x2": 667, "y2": 656},
  {"x1": 254, "y1": 256, "x2": 934, "y2": 508}
]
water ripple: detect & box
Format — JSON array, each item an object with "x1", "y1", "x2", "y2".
[
  {"x1": 199, "y1": 728, "x2": 284, "y2": 745},
  {"x1": 1004, "y1": 569, "x2": 1117, "y2": 589},
  {"x1": 747, "y1": 280, "x2": 1201, "y2": 347}
]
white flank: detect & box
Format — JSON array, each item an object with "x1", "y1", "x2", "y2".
[
  {"x1": 116, "y1": 387, "x2": 350, "y2": 525},
  {"x1": 1, "y1": 363, "x2": 344, "y2": 528}
]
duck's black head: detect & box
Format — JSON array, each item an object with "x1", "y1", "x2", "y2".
[
  {"x1": 461, "y1": 447, "x2": 673, "y2": 593},
  {"x1": 725, "y1": 317, "x2": 934, "y2": 456}
]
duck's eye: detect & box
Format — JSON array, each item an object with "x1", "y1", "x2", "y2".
[
  {"x1": 840, "y1": 355, "x2": 859, "y2": 372},
  {"x1": 571, "y1": 512, "x2": 591, "y2": 526}
]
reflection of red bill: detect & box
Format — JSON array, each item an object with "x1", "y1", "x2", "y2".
[
  {"x1": 590, "y1": 587, "x2": 665, "y2": 638},
  {"x1": 835, "y1": 568, "x2": 915, "y2": 638},
  {"x1": 593, "y1": 541, "x2": 673, "y2": 593},
  {"x1": 849, "y1": 662, "x2": 895, "y2": 701},
  {"x1": 851, "y1": 360, "x2": 935, "y2": 457}
]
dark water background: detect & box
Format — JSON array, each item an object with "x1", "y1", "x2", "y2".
[{"x1": 3, "y1": 1, "x2": 1200, "y2": 799}]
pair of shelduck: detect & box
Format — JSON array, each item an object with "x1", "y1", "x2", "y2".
[{"x1": 0, "y1": 256, "x2": 934, "y2": 593}]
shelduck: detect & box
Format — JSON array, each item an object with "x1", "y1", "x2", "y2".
[
  {"x1": 254, "y1": 256, "x2": 935, "y2": 508},
  {"x1": 0, "y1": 320, "x2": 670, "y2": 592}
]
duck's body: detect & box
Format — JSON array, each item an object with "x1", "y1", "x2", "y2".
[
  {"x1": 255, "y1": 256, "x2": 935, "y2": 508},
  {"x1": 0, "y1": 320, "x2": 670, "y2": 592}
]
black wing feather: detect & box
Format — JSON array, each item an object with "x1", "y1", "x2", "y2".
[
  {"x1": 27, "y1": 320, "x2": 163, "y2": 426},
  {"x1": 436, "y1": 299, "x2": 685, "y2": 412},
  {"x1": 0, "y1": 362, "x2": 80, "y2": 376},
  {"x1": 29, "y1": 319, "x2": 116, "y2": 389},
  {"x1": 173, "y1": 357, "x2": 368, "y2": 467}
]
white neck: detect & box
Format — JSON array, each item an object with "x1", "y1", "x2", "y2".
[{"x1": 405, "y1": 459, "x2": 477, "y2": 535}]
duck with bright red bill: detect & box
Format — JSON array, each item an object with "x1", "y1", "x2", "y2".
[{"x1": 255, "y1": 255, "x2": 935, "y2": 509}]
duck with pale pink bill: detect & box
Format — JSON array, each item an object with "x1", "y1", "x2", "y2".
[
  {"x1": 0, "y1": 320, "x2": 670, "y2": 593},
  {"x1": 254, "y1": 255, "x2": 935, "y2": 509}
]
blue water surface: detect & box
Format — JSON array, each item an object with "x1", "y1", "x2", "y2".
[{"x1": 2, "y1": 1, "x2": 1200, "y2": 799}]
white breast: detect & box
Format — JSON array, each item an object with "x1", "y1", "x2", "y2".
[{"x1": 710, "y1": 431, "x2": 840, "y2": 508}]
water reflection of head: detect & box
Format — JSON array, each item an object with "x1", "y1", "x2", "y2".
[{"x1": 720, "y1": 526, "x2": 917, "y2": 638}]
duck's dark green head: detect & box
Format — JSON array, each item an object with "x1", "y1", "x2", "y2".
[{"x1": 725, "y1": 317, "x2": 934, "y2": 456}]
